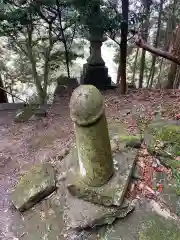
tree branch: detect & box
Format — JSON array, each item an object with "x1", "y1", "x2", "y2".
[{"x1": 135, "y1": 35, "x2": 180, "y2": 65}]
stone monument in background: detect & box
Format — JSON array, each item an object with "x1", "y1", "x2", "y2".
[{"x1": 80, "y1": 0, "x2": 116, "y2": 90}]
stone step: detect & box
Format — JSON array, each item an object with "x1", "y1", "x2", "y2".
[{"x1": 0, "y1": 103, "x2": 26, "y2": 111}]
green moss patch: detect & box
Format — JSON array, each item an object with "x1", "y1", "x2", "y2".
[
  {"x1": 145, "y1": 120, "x2": 180, "y2": 196},
  {"x1": 12, "y1": 163, "x2": 56, "y2": 212}
]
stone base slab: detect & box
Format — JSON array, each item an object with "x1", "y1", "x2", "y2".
[
  {"x1": 67, "y1": 150, "x2": 137, "y2": 207},
  {"x1": 64, "y1": 190, "x2": 135, "y2": 230}
]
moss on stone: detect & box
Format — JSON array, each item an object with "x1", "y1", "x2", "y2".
[
  {"x1": 139, "y1": 214, "x2": 180, "y2": 240},
  {"x1": 119, "y1": 134, "x2": 141, "y2": 142},
  {"x1": 74, "y1": 113, "x2": 114, "y2": 187},
  {"x1": 112, "y1": 134, "x2": 142, "y2": 150},
  {"x1": 148, "y1": 124, "x2": 180, "y2": 154},
  {"x1": 145, "y1": 121, "x2": 180, "y2": 197},
  {"x1": 12, "y1": 163, "x2": 56, "y2": 212},
  {"x1": 67, "y1": 149, "x2": 137, "y2": 207},
  {"x1": 14, "y1": 106, "x2": 35, "y2": 122}
]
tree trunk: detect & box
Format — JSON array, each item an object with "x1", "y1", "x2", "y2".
[
  {"x1": 26, "y1": 22, "x2": 45, "y2": 105},
  {"x1": 0, "y1": 74, "x2": 8, "y2": 103},
  {"x1": 166, "y1": 63, "x2": 177, "y2": 88},
  {"x1": 148, "y1": 0, "x2": 164, "y2": 88},
  {"x1": 156, "y1": 58, "x2": 163, "y2": 88},
  {"x1": 139, "y1": 50, "x2": 146, "y2": 88},
  {"x1": 174, "y1": 66, "x2": 180, "y2": 88},
  {"x1": 43, "y1": 22, "x2": 54, "y2": 105},
  {"x1": 56, "y1": 0, "x2": 71, "y2": 79},
  {"x1": 119, "y1": 0, "x2": 129, "y2": 94},
  {"x1": 135, "y1": 37, "x2": 180, "y2": 65},
  {"x1": 116, "y1": 47, "x2": 121, "y2": 84},
  {"x1": 132, "y1": 48, "x2": 139, "y2": 84},
  {"x1": 138, "y1": 2, "x2": 151, "y2": 88},
  {"x1": 164, "y1": 0, "x2": 178, "y2": 89},
  {"x1": 156, "y1": 15, "x2": 171, "y2": 87}
]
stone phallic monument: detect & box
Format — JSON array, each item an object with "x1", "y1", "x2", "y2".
[
  {"x1": 12, "y1": 84, "x2": 138, "y2": 237},
  {"x1": 10, "y1": 85, "x2": 180, "y2": 239},
  {"x1": 65, "y1": 85, "x2": 137, "y2": 229},
  {"x1": 69, "y1": 84, "x2": 114, "y2": 187},
  {"x1": 80, "y1": 0, "x2": 116, "y2": 90}
]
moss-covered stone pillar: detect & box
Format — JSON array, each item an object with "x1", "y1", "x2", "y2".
[{"x1": 70, "y1": 85, "x2": 114, "y2": 187}]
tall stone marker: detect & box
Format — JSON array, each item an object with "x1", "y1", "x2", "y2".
[
  {"x1": 65, "y1": 85, "x2": 137, "y2": 230},
  {"x1": 69, "y1": 84, "x2": 114, "y2": 187}
]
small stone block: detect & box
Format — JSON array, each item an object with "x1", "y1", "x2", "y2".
[
  {"x1": 12, "y1": 163, "x2": 56, "y2": 212},
  {"x1": 64, "y1": 190, "x2": 135, "y2": 230},
  {"x1": 34, "y1": 107, "x2": 47, "y2": 118},
  {"x1": 67, "y1": 150, "x2": 137, "y2": 207},
  {"x1": 14, "y1": 107, "x2": 34, "y2": 122}
]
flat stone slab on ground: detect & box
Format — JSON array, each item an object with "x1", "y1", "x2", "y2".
[
  {"x1": 65, "y1": 190, "x2": 135, "y2": 231},
  {"x1": 12, "y1": 187, "x2": 66, "y2": 240},
  {"x1": 0, "y1": 103, "x2": 25, "y2": 111},
  {"x1": 98, "y1": 198, "x2": 180, "y2": 240},
  {"x1": 68, "y1": 149, "x2": 137, "y2": 207},
  {"x1": 12, "y1": 163, "x2": 56, "y2": 212}
]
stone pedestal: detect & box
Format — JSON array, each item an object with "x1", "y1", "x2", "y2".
[
  {"x1": 66, "y1": 85, "x2": 136, "y2": 229},
  {"x1": 82, "y1": 65, "x2": 114, "y2": 90},
  {"x1": 80, "y1": 1, "x2": 117, "y2": 90}
]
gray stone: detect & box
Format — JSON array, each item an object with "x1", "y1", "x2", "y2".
[
  {"x1": 12, "y1": 163, "x2": 57, "y2": 212},
  {"x1": 12, "y1": 186, "x2": 66, "y2": 240},
  {"x1": 67, "y1": 149, "x2": 137, "y2": 207},
  {"x1": 0, "y1": 103, "x2": 25, "y2": 111},
  {"x1": 64, "y1": 190, "x2": 135, "y2": 230},
  {"x1": 70, "y1": 85, "x2": 114, "y2": 187},
  {"x1": 34, "y1": 106, "x2": 47, "y2": 118},
  {"x1": 14, "y1": 107, "x2": 34, "y2": 122},
  {"x1": 145, "y1": 119, "x2": 180, "y2": 170},
  {"x1": 144, "y1": 119, "x2": 180, "y2": 147},
  {"x1": 126, "y1": 138, "x2": 142, "y2": 148},
  {"x1": 98, "y1": 198, "x2": 180, "y2": 240}
]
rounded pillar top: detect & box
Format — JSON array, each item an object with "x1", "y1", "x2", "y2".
[{"x1": 70, "y1": 85, "x2": 104, "y2": 126}]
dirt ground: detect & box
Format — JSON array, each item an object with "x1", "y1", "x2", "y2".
[{"x1": 0, "y1": 88, "x2": 180, "y2": 239}]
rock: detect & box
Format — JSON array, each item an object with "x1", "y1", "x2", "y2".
[
  {"x1": 110, "y1": 139, "x2": 119, "y2": 152},
  {"x1": 67, "y1": 149, "x2": 137, "y2": 207},
  {"x1": 0, "y1": 103, "x2": 25, "y2": 111},
  {"x1": 145, "y1": 119, "x2": 180, "y2": 200},
  {"x1": 126, "y1": 139, "x2": 142, "y2": 149},
  {"x1": 12, "y1": 163, "x2": 57, "y2": 212},
  {"x1": 13, "y1": 186, "x2": 66, "y2": 240},
  {"x1": 132, "y1": 165, "x2": 143, "y2": 180},
  {"x1": 98, "y1": 198, "x2": 180, "y2": 240},
  {"x1": 14, "y1": 107, "x2": 34, "y2": 123},
  {"x1": 127, "y1": 83, "x2": 136, "y2": 89},
  {"x1": 144, "y1": 120, "x2": 180, "y2": 169},
  {"x1": 34, "y1": 106, "x2": 47, "y2": 118},
  {"x1": 65, "y1": 190, "x2": 135, "y2": 230}
]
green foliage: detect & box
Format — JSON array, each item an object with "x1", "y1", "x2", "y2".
[{"x1": 0, "y1": 0, "x2": 85, "y2": 104}]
